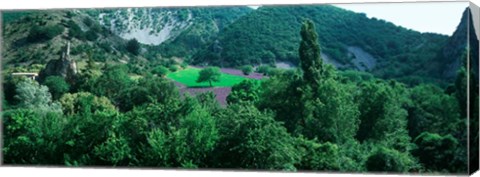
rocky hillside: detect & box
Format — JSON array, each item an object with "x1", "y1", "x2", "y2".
[
  {"x1": 427, "y1": 7, "x2": 479, "y2": 83},
  {"x1": 88, "y1": 7, "x2": 253, "y2": 58}
]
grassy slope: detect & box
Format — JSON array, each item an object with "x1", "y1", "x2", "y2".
[{"x1": 167, "y1": 67, "x2": 249, "y2": 87}]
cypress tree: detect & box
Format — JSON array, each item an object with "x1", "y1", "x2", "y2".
[{"x1": 299, "y1": 20, "x2": 324, "y2": 88}]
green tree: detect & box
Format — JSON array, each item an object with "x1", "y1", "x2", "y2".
[
  {"x1": 27, "y1": 25, "x2": 64, "y2": 42},
  {"x1": 93, "y1": 65, "x2": 132, "y2": 102},
  {"x1": 299, "y1": 20, "x2": 324, "y2": 88},
  {"x1": 295, "y1": 137, "x2": 340, "y2": 171},
  {"x1": 117, "y1": 75, "x2": 179, "y2": 112},
  {"x1": 241, "y1": 65, "x2": 253, "y2": 75},
  {"x1": 196, "y1": 67, "x2": 221, "y2": 87},
  {"x1": 14, "y1": 79, "x2": 62, "y2": 113},
  {"x1": 63, "y1": 109, "x2": 122, "y2": 166},
  {"x1": 214, "y1": 104, "x2": 300, "y2": 170},
  {"x1": 152, "y1": 66, "x2": 169, "y2": 77},
  {"x1": 43, "y1": 76, "x2": 70, "y2": 100},
  {"x1": 355, "y1": 80, "x2": 412, "y2": 152},
  {"x1": 93, "y1": 132, "x2": 132, "y2": 166},
  {"x1": 59, "y1": 92, "x2": 116, "y2": 116},
  {"x1": 407, "y1": 84, "x2": 461, "y2": 139},
  {"x1": 300, "y1": 67, "x2": 360, "y2": 144},
  {"x1": 412, "y1": 132, "x2": 460, "y2": 172},
  {"x1": 171, "y1": 105, "x2": 219, "y2": 167},
  {"x1": 256, "y1": 65, "x2": 272, "y2": 76},
  {"x1": 126, "y1": 38, "x2": 141, "y2": 55},
  {"x1": 226, "y1": 80, "x2": 260, "y2": 104},
  {"x1": 3, "y1": 109, "x2": 67, "y2": 164},
  {"x1": 365, "y1": 147, "x2": 416, "y2": 173},
  {"x1": 139, "y1": 129, "x2": 170, "y2": 167}
]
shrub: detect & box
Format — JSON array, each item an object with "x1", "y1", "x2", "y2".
[
  {"x1": 256, "y1": 65, "x2": 271, "y2": 75},
  {"x1": 169, "y1": 65, "x2": 179, "y2": 72},
  {"x1": 152, "y1": 66, "x2": 169, "y2": 77},
  {"x1": 126, "y1": 39, "x2": 140, "y2": 55},
  {"x1": 27, "y1": 25, "x2": 64, "y2": 42},
  {"x1": 67, "y1": 20, "x2": 85, "y2": 40},
  {"x1": 365, "y1": 147, "x2": 414, "y2": 172},
  {"x1": 241, "y1": 65, "x2": 253, "y2": 75},
  {"x1": 43, "y1": 76, "x2": 70, "y2": 100},
  {"x1": 85, "y1": 30, "x2": 99, "y2": 41}
]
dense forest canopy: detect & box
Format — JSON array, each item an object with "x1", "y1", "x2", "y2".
[{"x1": 1, "y1": 4, "x2": 478, "y2": 175}]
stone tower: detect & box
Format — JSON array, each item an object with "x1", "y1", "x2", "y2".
[{"x1": 38, "y1": 41, "x2": 78, "y2": 84}]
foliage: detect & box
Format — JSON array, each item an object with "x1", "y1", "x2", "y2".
[
  {"x1": 92, "y1": 65, "x2": 133, "y2": 102},
  {"x1": 27, "y1": 24, "x2": 64, "y2": 43},
  {"x1": 256, "y1": 65, "x2": 272, "y2": 75},
  {"x1": 3, "y1": 109, "x2": 67, "y2": 164},
  {"x1": 117, "y1": 75, "x2": 179, "y2": 112},
  {"x1": 1, "y1": 10, "x2": 469, "y2": 174},
  {"x1": 126, "y1": 38, "x2": 141, "y2": 55},
  {"x1": 240, "y1": 65, "x2": 254, "y2": 75},
  {"x1": 354, "y1": 80, "x2": 412, "y2": 152},
  {"x1": 43, "y1": 76, "x2": 70, "y2": 100},
  {"x1": 171, "y1": 105, "x2": 219, "y2": 166},
  {"x1": 407, "y1": 84, "x2": 461, "y2": 139},
  {"x1": 152, "y1": 66, "x2": 169, "y2": 77},
  {"x1": 66, "y1": 20, "x2": 85, "y2": 40},
  {"x1": 226, "y1": 79, "x2": 260, "y2": 105},
  {"x1": 295, "y1": 137, "x2": 340, "y2": 171},
  {"x1": 196, "y1": 67, "x2": 222, "y2": 87},
  {"x1": 365, "y1": 147, "x2": 416, "y2": 173},
  {"x1": 59, "y1": 92, "x2": 116, "y2": 115},
  {"x1": 85, "y1": 30, "x2": 99, "y2": 41},
  {"x1": 13, "y1": 79, "x2": 62, "y2": 113},
  {"x1": 169, "y1": 65, "x2": 179, "y2": 72},
  {"x1": 193, "y1": 5, "x2": 448, "y2": 85},
  {"x1": 214, "y1": 104, "x2": 300, "y2": 170},
  {"x1": 299, "y1": 20, "x2": 324, "y2": 87},
  {"x1": 412, "y1": 132, "x2": 460, "y2": 172}
]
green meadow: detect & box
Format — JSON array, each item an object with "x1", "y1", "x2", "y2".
[{"x1": 167, "y1": 67, "x2": 250, "y2": 87}]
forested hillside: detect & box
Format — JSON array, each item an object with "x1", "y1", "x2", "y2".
[
  {"x1": 192, "y1": 5, "x2": 450, "y2": 86},
  {"x1": 2, "y1": 10, "x2": 137, "y2": 68}
]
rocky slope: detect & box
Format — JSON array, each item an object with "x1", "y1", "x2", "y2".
[{"x1": 89, "y1": 7, "x2": 253, "y2": 58}]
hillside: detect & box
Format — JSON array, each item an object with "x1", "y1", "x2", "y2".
[
  {"x1": 2, "y1": 10, "x2": 137, "y2": 69},
  {"x1": 192, "y1": 5, "x2": 450, "y2": 85},
  {"x1": 87, "y1": 7, "x2": 253, "y2": 59}
]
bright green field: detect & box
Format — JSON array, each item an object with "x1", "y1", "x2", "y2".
[{"x1": 167, "y1": 67, "x2": 250, "y2": 87}]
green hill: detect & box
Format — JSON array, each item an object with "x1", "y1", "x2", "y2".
[{"x1": 192, "y1": 5, "x2": 450, "y2": 85}]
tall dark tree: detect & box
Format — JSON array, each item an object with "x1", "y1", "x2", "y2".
[
  {"x1": 126, "y1": 38, "x2": 141, "y2": 55},
  {"x1": 298, "y1": 20, "x2": 324, "y2": 88}
]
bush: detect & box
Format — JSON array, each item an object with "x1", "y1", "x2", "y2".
[
  {"x1": 43, "y1": 76, "x2": 70, "y2": 100},
  {"x1": 152, "y1": 66, "x2": 169, "y2": 77},
  {"x1": 169, "y1": 65, "x2": 179, "y2": 72},
  {"x1": 27, "y1": 25, "x2": 64, "y2": 42},
  {"x1": 85, "y1": 30, "x2": 99, "y2": 41},
  {"x1": 67, "y1": 20, "x2": 85, "y2": 40},
  {"x1": 241, "y1": 65, "x2": 253, "y2": 75},
  {"x1": 83, "y1": 17, "x2": 94, "y2": 27},
  {"x1": 256, "y1": 65, "x2": 271, "y2": 75},
  {"x1": 365, "y1": 147, "x2": 414, "y2": 172},
  {"x1": 126, "y1": 39, "x2": 141, "y2": 55}
]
